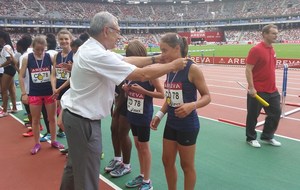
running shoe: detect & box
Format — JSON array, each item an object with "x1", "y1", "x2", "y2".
[
  {"x1": 24, "y1": 123, "x2": 32, "y2": 128},
  {"x1": 104, "y1": 159, "x2": 122, "y2": 172},
  {"x1": 23, "y1": 130, "x2": 33, "y2": 137},
  {"x1": 8, "y1": 109, "x2": 18, "y2": 113},
  {"x1": 23, "y1": 117, "x2": 29, "y2": 122},
  {"x1": 0, "y1": 111, "x2": 8, "y2": 118},
  {"x1": 40, "y1": 133, "x2": 51, "y2": 142},
  {"x1": 60, "y1": 148, "x2": 69, "y2": 155},
  {"x1": 56, "y1": 131, "x2": 66, "y2": 138},
  {"x1": 125, "y1": 175, "x2": 144, "y2": 188},
  {"x1": 27, "y1": 125, "x2": 43, "y2": 131},
  {"x1": 31, "y1": 143, "x2": 41, "y2": 155},
  {"x1": 51, "y1": 141, "x2": 65, "y2": 149},
  {"x1": 110, "y1": 164, "x2": 131, "y2": 177},
  {"x1": 139, "y1": 181, "x2": 153, "y2": 190},
  {"x1": 247, "y1": 140, "x2": 261, "y2": 148},
  {"x1": 261, "y1": 138, "x2": 281, "y2": 147}
]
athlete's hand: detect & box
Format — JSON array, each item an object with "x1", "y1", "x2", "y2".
[
  {"x1": 174, "y1": 102, "x2": 195, "y2": 118},
  {"x1": 21, "y1": 94, "x2": 29, "y2": 105},
  {"x1": 61, "y1": 61, "x2": 73, "y2": 72},
  {"x1": 150, "y1": 117, "x2": 160, "y2": 130},
  {"x1": 171, "y1": 58, "x2": 187, "y2": 72},
  {"x1": 51, "y1": 89, "x2": 60, "y2": 100},
  {"x1": 129, "y1": 84, "x2": 145, "y2": 94},
  {"x1": 122, "y1": 83, "x2": 131, "y2": 93}
]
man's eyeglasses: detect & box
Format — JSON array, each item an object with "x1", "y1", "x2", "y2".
[{"x1": 108, "y1": 27, "x2": 121, "y2": 35}]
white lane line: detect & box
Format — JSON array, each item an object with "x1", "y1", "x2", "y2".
[{"x1": 10, "y1": 113, "x2": 121, "y2": 190}]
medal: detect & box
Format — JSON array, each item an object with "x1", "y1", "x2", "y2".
[
  {"x1": 166, "y1": 97, "x2": 171, "y2": 105},
  {"x1": 61, "y1": 72, "x2": 66, "y2": 78},
  {"x1": 37, "y1": 73, "x2": 43, "y2": 80},
  {"x1": 166, "y1": 72, "x2": 178, "y2": 106}
]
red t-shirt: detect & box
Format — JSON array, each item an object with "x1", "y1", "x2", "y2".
[{"x1": 246, "y1": 42, "x2": 277, "y2": 93}]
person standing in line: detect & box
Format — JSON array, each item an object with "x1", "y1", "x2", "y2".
[
  {"x1": 245, "y1": 24, "x2": 282, "y2": 148},
  {"x1": 59, "y1": 11, "x2": 187, "y2": 190},
  {"x1": 58, "y1": 38, "x2": 83, "y2": 155},
  {"x1": 35, "y1": 33, "x2": 58, "y2": 141},
  {"x1": 124, "y1": 40, "x2": 164, "y2": 190},
  {"x1": 104, "y1": 82, "x2": 132, "y2": 176},
  {"x1": 150, "y1": 33, "x2": 211, "y2": 190},
  {"x1": 0, "y1": 31, "x2": 17, "y2": 117},
  {"x1": 51, "y1": 29, "x2": 74, "y2": 138},
  {"x1": 7, "y1": 34, "x2": 50, "y2": 138},
  {"x1": 19, "y1": 36, "x2": 64, "y2": 155}
]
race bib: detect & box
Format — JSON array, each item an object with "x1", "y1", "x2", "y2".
[
  {"x1": 55, "y1": 67, "x2": 70, "y2": 80},
  {"x1": 31, "y1": 68, "x2": 50, "y2": 83},
  {"x1": 164, "y1": 82, "x2": 183, "y2": 107},
  {"x1": 127, "y1": 91, "x2": 144, "y2": 114}
]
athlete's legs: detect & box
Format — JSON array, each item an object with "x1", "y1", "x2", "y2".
[
  {"x1": 162, "y1": 139, "x2": 178, "y2": 190},
  {"x1": 178, "y1": 144, "x2": 197, "y2": 190},
  {"x1": 29, "y1": 104, "x2": 42, "y2": 144},
  {"x1": 118, "y1": 114, "x2": 132, "y2": 164},
  {"x1": 1, "y1": 74, "x2": 13, "y2": 112}
]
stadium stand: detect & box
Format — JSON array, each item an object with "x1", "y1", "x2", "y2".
[
  {"x1": 1, "y1": 0, "x2": 300, "y2": 46},
  {"x1": 1, "y1": 0, "x2": 300, "y2": 21}
]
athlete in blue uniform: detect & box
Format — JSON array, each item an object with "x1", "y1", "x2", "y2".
[
  {"x1": 51, "y1": 29, "x2": 73, "y2": 138},
  {"x1": 151, "y1": 33, "x2": 211, "y2": 190},
  {"x1": 19, "y1": 36, "x2": 64, "y2": 155},
  {"x1": 125, "y1": 40, "x2": 164, "y2": 190}
]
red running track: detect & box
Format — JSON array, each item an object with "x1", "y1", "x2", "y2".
[{"x1": 0, "y1": 115, "x2": 116, "y2": 190}]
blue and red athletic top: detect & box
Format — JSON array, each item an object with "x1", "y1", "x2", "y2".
[
  {"x1": 127, "y1": 81, "x2": 155, "y2": 127},
  {"x1": 28, "y1": 52, "x2": 52, "y2": 96},
  {"x1": 164, "y1": 60, "x2": 200, "y2": 131},
  {"x1": 55, "y1": 51, "x2": 73, "y2": 88}
]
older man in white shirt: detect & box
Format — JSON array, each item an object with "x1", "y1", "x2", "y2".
[{"x1": 60, "y1": 11, "x2": 187, "y2": 190}]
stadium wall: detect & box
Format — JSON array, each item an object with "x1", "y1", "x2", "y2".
[{"x1": 191, "y1": 56, "x2": 300, "y2": 68}]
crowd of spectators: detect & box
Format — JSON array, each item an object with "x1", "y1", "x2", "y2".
[
  {"x1": 6, "y1": 27, "x2": 300, "y2": 50},
  {"x1": 1, "y1": 0, "x2": 300, "y2": 22},
  {"x1": 225, "y1": 28, "x2": 300, "y2": 43}
]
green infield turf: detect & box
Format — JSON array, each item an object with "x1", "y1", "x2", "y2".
[{"x1": 114, "y1": 43, "x2": 300, "y2": 59}]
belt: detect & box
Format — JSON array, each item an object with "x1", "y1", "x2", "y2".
[{"x1": 65, "y1": 109, "x2": 96, "y2": 121}]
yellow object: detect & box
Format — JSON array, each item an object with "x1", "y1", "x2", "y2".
[{"x1": 254, "y1": 94, "x2": 269, "y2": 107}]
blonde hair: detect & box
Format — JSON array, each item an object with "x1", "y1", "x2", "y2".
[
  {"x1": 57, "y1": 28, "x2": 73, "y2": 40},
  {"x1": 32, "y1": 35, "x2": 47, "y2": 48}
]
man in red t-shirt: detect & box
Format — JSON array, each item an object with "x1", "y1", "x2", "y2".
[{"x1": 245, "y1": 24, "x2": 281, "y2": 148}]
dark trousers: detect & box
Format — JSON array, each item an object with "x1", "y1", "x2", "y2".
[
  {"x1": 60, "y1": 109, "x2": 102, "y2": 190},
  {"x1": 246, "y1": 91, "x2": 281, "y2": 141}
]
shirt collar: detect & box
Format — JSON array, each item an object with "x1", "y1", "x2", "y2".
[
  {"x1": 261, "y1": 41, "x2": 272, "y2": 49},
  {"x1": 90, "y1": 37, "x2": 106, "y2": 50}
]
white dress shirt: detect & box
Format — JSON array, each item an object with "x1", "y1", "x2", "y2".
[{"x1": 61, "y1": 37, "x2": 136, "y2": 120}]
